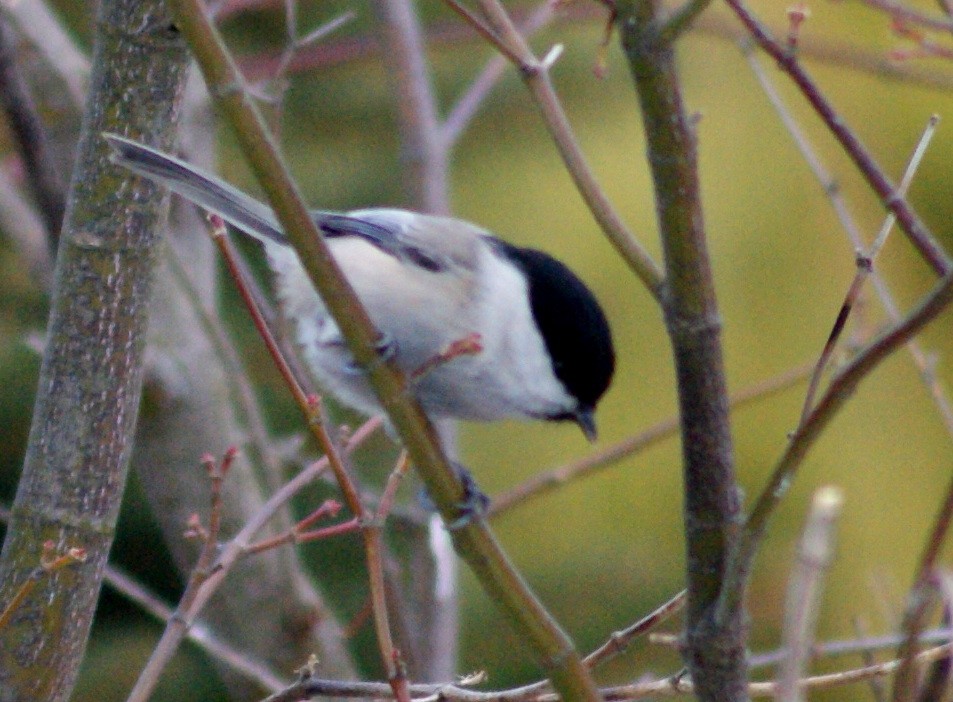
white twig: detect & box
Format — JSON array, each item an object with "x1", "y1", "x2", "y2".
[{"x1": 777, "y1": 486, "x2": 844, "y2": 702}]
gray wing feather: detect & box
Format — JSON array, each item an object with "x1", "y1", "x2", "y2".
[{"x1": 104, "y1": 134, "x2": 480, "y2": 273}]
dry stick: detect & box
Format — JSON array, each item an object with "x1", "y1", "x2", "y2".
[
  {"x1": 491, "y1": 361, "x2": 812, "y2": 515},
  {"x1": 776, "y1": 487, "x2": 844, "y2": 702},
  {"x1": 442, "y1": 0, "x2": 665, "y2": 298},
  {"x1": 798, "y1": 116, "x2": 939, "y2": 428},
  {"x1": 717, "y1": 270, "x2": 953, "y2": 626},
  {"x1": 207, "y1": 218, "x2": 410, "y2": 702},
  {"x1": 165, "y1": 6, "x2": 596, "y2": 701},
  {"x1": 744, "y1": 48, "x2": 953, "y2": 439},
  {"x1": 264, "y1": 641, "x2": 953, "y2": 702},
  {"x1": 892, "y1": 471, "x2": 953, "y2": 702},
  {"x1": 725, "y1": 0, "x2": 952, "y2": 278}
]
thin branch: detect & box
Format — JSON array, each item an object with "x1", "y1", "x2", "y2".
[
  {"x1": 490, "y1": 361, "x2": 812, "y2": 515},
  {"x1": 123, "y1": 413, "x2": 380, "y2": 702},
  {"x1": 263, "y1": 642, "x2": 953, "y2": 701},
  {"x1": 442, "y1": 0, "x2": 666, "y2": 299},
  {"x1": 725, "y1": 0, "x2": 952, "y2": 278},
  {"x1": 126, "y1": 448, "x2": 238, "y2": 702},
  {"x1": 207, "y1": 216, "x2": 407, "y2": 702},
  {"x1": 441, "y1": 1, "x2": 555, "y2": 147},
  {"x1": 718, "y1": 270, "x2": 953, "y2": 624},
  {"x1": 744, "y1": 46, "x2": 953, "y2": 439},
  {"x1": 798, "y1": 116, "x2": 939, "y2": 427},
  {"x1": 746, "y1": 628, "x2": 953, "y2": 668},
  {"x1": 102, "y1": 564, "x2": 288, "y2": 692}
]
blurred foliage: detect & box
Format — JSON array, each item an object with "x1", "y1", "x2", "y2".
[{"x1": 2, "y1": 1, "x2": 953, "y2": 700}]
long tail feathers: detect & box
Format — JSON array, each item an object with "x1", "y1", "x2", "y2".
[{"x1": 103, "y1": 133, "x2": 288, "y2": 247}]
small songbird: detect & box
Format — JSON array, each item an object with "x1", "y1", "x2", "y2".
[{"x1": 105, "y1": 134, "x2": 615, "y2": 441}]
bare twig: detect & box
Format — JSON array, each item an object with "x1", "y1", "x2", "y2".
[
  {"x1": 798, "y1": 116, "x2": 939, "y2": 427},
  {"x1": 491, "y1": 362, "x2": 811, "y2": 515},
  {"x1": 441, "y1": 1, "x2": 555, "y2": 147},
  {"x1": 263, "y1": 641, "x2": 953, "y2": 701},
  {"x1": 725, "y1": 0, "x2": 951, "y2": 278},
  {"x1": 584, "y1": 589, "x2": 687, "y2": 668},
  {"x1": 744, "y1": 48, "x2": 953, "y2": 440},
  {"x1": 442, "y1": 0, "x2": 665, "y2": 298},
  {"x1": 718, "y1": 270, "x2": 953, "y2": 624},
  {"x1": 123, "y1": 412, "x2": 380, "y2": 702},
  {"x1": 206, "y1": 216, "x2": 408, "y2": 702},
  {"x1": 777, "y1": 487, "x2": 844, "y2": 702},
  {"x1": 126, "y1": 448, "x2": 238, "y2": 702},
  {"x1": 101, "y1": 564, "x2": 289, "y2": 692}
]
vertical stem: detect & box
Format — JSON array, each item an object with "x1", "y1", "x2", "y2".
[
  {"x1": 0, "y1": 2, "x2": 189, "y2": 700},
  {"x1": 372, "y1": 0, "x2": 450, "y2": 215},
  {"x1": 615, "y1": 2, "x2": 746, "y2": 700}
]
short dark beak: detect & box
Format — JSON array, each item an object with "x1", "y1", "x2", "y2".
[{"x1": 574, "y1": 407, "x2": 598, "y2": 442}]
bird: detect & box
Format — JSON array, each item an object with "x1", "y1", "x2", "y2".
[{"x1": 104, "y1": 133, "x2": 615, "y2": 443}]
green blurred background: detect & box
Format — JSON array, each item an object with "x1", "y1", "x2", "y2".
[{"x1": 2, "y1": 0, "x2": 953, "y2": 699}]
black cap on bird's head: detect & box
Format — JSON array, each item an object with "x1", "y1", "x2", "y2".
[{"x1": 487, "y1": 240, "x2": 615, "y2": 441}]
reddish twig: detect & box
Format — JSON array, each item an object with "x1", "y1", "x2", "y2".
[{"x1": 206, "y1": 214, "x2": 409, "y2": 702}]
